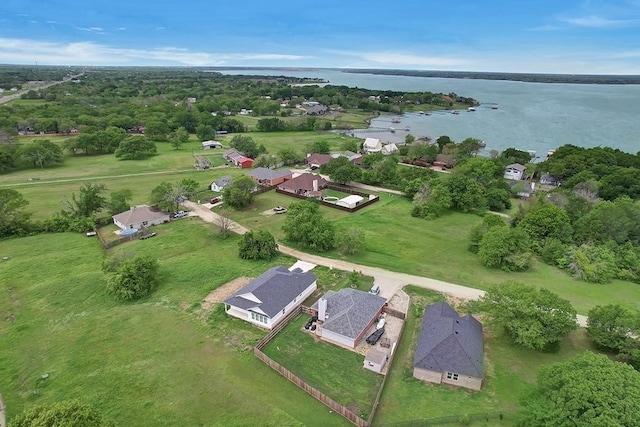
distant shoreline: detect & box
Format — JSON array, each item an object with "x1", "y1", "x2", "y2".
[{"x1": 341, "y1": 69, "x2": 640, "y2": 85}]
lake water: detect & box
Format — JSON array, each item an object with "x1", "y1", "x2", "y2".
[{"x1": 219, "y1": 69, "x2": 640, "y2": 156}]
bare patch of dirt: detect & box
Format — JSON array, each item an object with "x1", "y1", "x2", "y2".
[
  {"x1": 200, "y1": 277, "x2": 252, "y2": 317},
  {"x1": 260, "y1": 209, "x2": 277, "y2": 216}
]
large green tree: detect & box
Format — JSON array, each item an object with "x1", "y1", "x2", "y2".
[
  {"x1": 114, "y1": 136, "x2": 157, "y2": 160},
  {"x1": 63, "y1": 183, "x2": 107, "y2": 218},
  {"x1": 222, "y1": 175, "x2": 255, "y2": 209},
  {"x1": 238, "y1": 230, "x2": 279, "y2": 260},
  {"x1": 477, "y1": 226, "x2": 532, "y2": 271},
  {"x1": 282, "y1": 200, "x2": 335, "y2": 252},
  {"x1": 476, "y1": 281, "x2": 578, "y2": 350},
  {"x1": 230, "y1": 135, "x2": 264, "y2": 158},
  {"x1": 107, "y1": 189, "x2": 133, "y2": 216},
  {"x1": 517, "y1": 352, "x2": 640, "y2": 426},
  {"x1": 587, "y1": 304, "x2": 640, "y2": 352},
  {"x1": 517, "y1": 202, "x2": 573, "y2": 244},
  {"x1": 18, "y1": 139, "x2": 64, "y2": 168}
]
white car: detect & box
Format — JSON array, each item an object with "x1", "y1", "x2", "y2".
[{"x1": 173, "y1": 211, "x2": 188, "y2": 219}]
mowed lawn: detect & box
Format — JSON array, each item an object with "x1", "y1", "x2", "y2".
[
  {"x1": 374, "y1": 287, "x2": 595, "y2": 426},
  {"x1": 225, "y1": 191, "x2": 640, "y2": 314},
  {"x1": 262, "y1": 314, "x2": 383, "y2": 421},
  {"x1": 0, "y1": 223, "x2": 350, "y2": 426}
]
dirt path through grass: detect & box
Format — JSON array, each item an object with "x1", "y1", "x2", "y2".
[{"x1": 185, "y1": 200, "x2": 587, "y2": 327}]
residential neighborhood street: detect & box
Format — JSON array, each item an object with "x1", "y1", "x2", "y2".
[{"x1": 184, "y1": 200, "x2": 588, "y2": 326}]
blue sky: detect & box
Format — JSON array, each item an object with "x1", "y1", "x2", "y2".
[{"x1": 1, "y1": 0, "x2": 639, "y2": 74}]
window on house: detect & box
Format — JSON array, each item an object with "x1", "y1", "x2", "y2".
[
  {"x1": 250, "y1": 312, "x2": 268, "y2": 324},
  {"x1": 446, "y1": 372, "x2": 459, "y2": 381}
]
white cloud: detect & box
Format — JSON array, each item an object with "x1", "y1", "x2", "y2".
[
  {"x1": 558, "y1": 15, "x2": 640, "y2": 28},
  {"x1": 116, "y1": 27, "x2": 126, "y2": 31},
  {"x1": 0, "y1": 37, "x2": 312, "y2": 66},
  {"x1": 76, "y1": 27, "x2": 106, "y2": 34}
]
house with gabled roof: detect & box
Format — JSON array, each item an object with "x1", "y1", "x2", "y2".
[
  {"x1": 314, "y1": 288, "x2": 387, "y2": 349},
  {"x1": 112, "y1": 205, "x2": 169, "y2": 231},
  {"x1": 363, "y1": 138, "x2": 382, "y2": 154},
  {"x1": 223, "y1": 148, "x2": 254, "y2": 168},
  {"x1": 210, "y1": 175, "x2": 232, "y2": 192},
  {"x1": 246, "y1": 167, "x2": 292, "y2": 186},
  {"x1": 307, "y1": 153, "x2": 332, "y2": 169},
  {"x1": 277, "y1": 173, "x2": 328, "y2": 198},
  {"x1": 504, "y1": 163, "x2": 526, "y2": 180},
  {"x1": 413, "y1": 301, "x2": 484, "y2": 391},
  {"x1": 224, "y1": 266, "x2": 317, "y2": 329}
]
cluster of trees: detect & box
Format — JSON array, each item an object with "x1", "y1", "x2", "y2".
[
  {"x1": 475, "y1": 281, "x2": 578, "y2": 351},
  {"x1": 587, "y1": 304, "x2": 640, "y2": 369},
  {"x1": 281, "y1": 200, "x2": 365, "y2": 255},
  {"x1": 517, "y1": 351, "x2": 640, "y2": 426},
  {"x1": 256, "y1": 116, "x2": 333, "y2": 132},
  {"x1": 0, "y1": 138, "x2": 65, "y2": 171},
  {"x1": 238, "y1": 230, "x2": 278, "y2": 260},
  {"x1": 10, "y1": 400, "x2": 115, "y2": 427}
]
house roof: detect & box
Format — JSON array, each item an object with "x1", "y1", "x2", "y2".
[
  {"x1": 223, "y1": 148, "x2": 247, "y2": 162},
  {"x1": 506, "y1": 163, "x2": 526, "y2": 172},
  {"x1": 413, "y1": 302, "x2": 484, "y2": 379},
  {"x1": 278, "y1": 173, "x2": 328, "y2": 192},
  {"x1": 211, "y1": 175, "x2": 232, "y2": 188},
  {"x1": 307, "y1": 153, "x2": 332, "y2": 166},
  {"x1": 363, "y1": 138, "x2": 381, "y2": 149},
  {"x1": 306, "y1": 104, "x2": 329, "y2": 114},
  {"x1": 202, "y1": 140, "x2": 222, "y2": 147},
  {"x1": 246, "y1": 167, "x2": 292, "y2": 181},
  {"x1": 112, "y1": 205, "x2": 168, "y2": 228},
  {"x1": 382, "y1": 143, "x2": 398, "y2": 153},
  {"x1": 540, "y1": 173, "x2": 557, "y2": 183},
  {"x1": 224, "y1": 266, "x2": 317, "y2": 318},
  {"x1": 317, "y1": 288, "x2": 386, "y2": 340}
]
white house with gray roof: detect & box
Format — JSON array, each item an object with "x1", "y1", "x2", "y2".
[
  {"x1": 224, "y1": 266, "x2": 317, "y2": 329},
  {"x1": 210, "y1": 175, "x2": 232, "y2": 192},
  {"x1": 413, "y1": 302, "x2": 484, "y2": 391},
  {"x1": 504, "y1": 163, "x2": 526, "y2": 180},
  {"x1": 112, "y1": 205, "x2": 169, "y2": 231},
  {"x1": 314, "y1": 288, "x2": 386, "y2": 349}
]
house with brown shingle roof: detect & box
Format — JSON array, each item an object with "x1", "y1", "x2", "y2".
[{"x1": 277, "y1": 172, "x2": 328, "y2": 198}]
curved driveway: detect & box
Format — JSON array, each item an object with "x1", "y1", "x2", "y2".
[{"x1": 184, "y1": 200, "x2": 587, "y2": 327}]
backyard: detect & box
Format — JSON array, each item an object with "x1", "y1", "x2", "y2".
[
  {"x1": 0, "y1": 223, "x2": 352, "y2": 426},
  {"x1": 262, "y1": 314, "x2": 384, "y2": 421},
  {"x1": 374, "y1": 286, "x2": 596, "y2": 426}
]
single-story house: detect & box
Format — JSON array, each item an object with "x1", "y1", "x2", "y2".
[
  {"x1": 314, "y1": 288, "x2": 387, "y2": 349},
  {"x1": 306, "y1": 104, "x2": 330, "y2": 115},
  {"x1": 307, "y1": 153, "x2": 332, "y2": 169},
  {"x1": 224, "y1": 266, "x2": 317, "y2": 330},
  {"x1": 381, "y1": 143, "x2": 399, "y2": 155},
  {"x1": 539, "y1": 173, "x2": 560, "y2": 186},
  {"x1": 363, "y1": 138, "x2": 382, "y2": 154},
  {"x1": 413, "y1": 302, "x2": 484, "y2": 391},
  {"x1": 364, "y1": 348, "x2": 388, "y2": 374},
  {"x1": 433, "y1": 154, "x2": 456, "y2": 169},
  {"x1": 509, "y1": 181, "x2": 535, "y2": 198},
  {"x1": 504, "y1": 163, "x2": 526, "y2": 180},
  {"x1": 202, "y1": 140, "x2": 223, "y2": 149},
  {"x1": 277, "y1": 173, "x2": 328, "y2": 198},
  {"x1": 211, "y1": 175, "x2": 233, "y2": 192},
  {"x1": 223, "y1": 149, "x2": 254, "y2": 169},
  {"x1": 112, "y1": 205, "x2": 169, "y2": 231},
  {"x1": 336, "y1": 194, "x2": 364, "y2": 209},
  {"x1": 246, "y1": 167, "x2": 293, "y2": 187}
]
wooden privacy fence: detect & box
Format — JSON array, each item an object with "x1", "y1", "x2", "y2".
[
  {"x1": 254, "y1": 306, "x2": 370, "y2": 427},
  {"x1": 96, "y1": 227, "x2": 149, "y2": 249}
]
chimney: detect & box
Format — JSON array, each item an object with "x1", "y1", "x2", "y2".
[
  {"x1": 318, "y1": 298, "x2": 327, "y2": 321},
  {"x1": 313, "y1": 179, "x2": 318, "y2": 192}
]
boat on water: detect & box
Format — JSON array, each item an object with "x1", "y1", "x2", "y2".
[
  {"x1": 491, "y1": 104, "x2": 498, "y2": 110},
  {"x1": 547, "y1": 149, "x2": 556, "y2": 157},
  {"x1": 389, "y1": 127, "x2": 396, "y2": 133},
  {"x1": 391, "y1": 117, "x2": 401, "y2": 123},
  {"x1": 418, "y1": 111, "x2": 425, "y2": 115},
  {"x1": 451, "y1": 110, "x2": 460, "y2": 115},
  {"x1": 468, "y1": 106, "x2": 476, "y2": 112}
]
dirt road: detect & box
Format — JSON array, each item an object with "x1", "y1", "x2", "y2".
[{"x1": 184, "y1": 200, "x2": 587, "y2": 326}]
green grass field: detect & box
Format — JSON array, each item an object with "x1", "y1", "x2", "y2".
[
  {"x1": 263, "y1": 315, "x2": 384, "y2": 420},
  {"x1": 374, "y1": 287, "x2": 594, "y2": 426},
  {"x1": 0, "y1": 225, "x2": 352, "y2": 426},
  {"x1": 222, "y1": 191, "x2": 640, "y2": 314}
]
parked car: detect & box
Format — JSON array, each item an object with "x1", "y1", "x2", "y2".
[
  {"x1": 273, "y1": 206, "x2": 287, "y2": 214},
  {"x1": 140, "y1": 232, "x2": 157, "y2": 240},
  {"x1": 369, "y1": 284, "x2": 380, "y2": 295},
  {"x1": 173, "y1": 211, "x2": 188, "y2": 219},
  {"x1": 366, "y1": 327, "x2": 385, "y2": 345},
  {"x1": 210, "y1": 197, "x2": 221, "y2": 204}
]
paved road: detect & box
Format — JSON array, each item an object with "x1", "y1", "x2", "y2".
[
  {"x1": 0, "y1": 73, "x2": 84, "y2": 105},
  {"x1": 183, "y1": 200, "x2": 587, "y2": 327}
]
